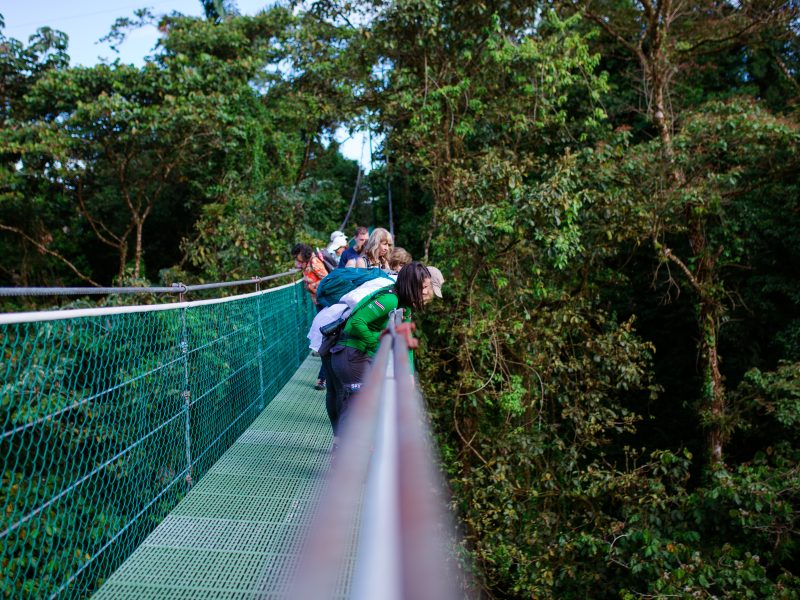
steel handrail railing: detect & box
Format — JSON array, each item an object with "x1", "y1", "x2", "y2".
[
  {"x1": 393, "y1": 317, "x2": 458, "y2": 600},
  {"x1": 284, "y1": 310, "x2": 458, "y2": 599},
  {"x1": 0, "y1": 269, "x2": 299, "y2": 297}
]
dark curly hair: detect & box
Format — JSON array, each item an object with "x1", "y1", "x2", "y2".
[
  {"x1": 291, "y1": 243, "x2": 312, "y2": 261},
  {"x1": 395, "y1": 261, "x2": 431, "y2": 313}
]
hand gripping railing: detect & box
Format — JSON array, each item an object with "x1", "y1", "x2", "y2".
[{"x1": 286, "y1": 310, "x2": 460, "y2": 600}]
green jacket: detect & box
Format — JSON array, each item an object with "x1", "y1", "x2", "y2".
[{"x1": 339, "y1": 290, "x2": 406, "y2": 356}]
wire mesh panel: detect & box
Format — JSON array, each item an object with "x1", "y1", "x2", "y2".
[
  {"x1": 92, "y1": 356, "x2": 345, "y2": 600},
  {"x1": 0, "y1": 281, "x2": 315, "y2": 599}
]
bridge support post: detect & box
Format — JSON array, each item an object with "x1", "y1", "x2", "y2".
[
  {"x1": 292, "y1": 279, "x2": 302, "y2": 365},
  {"x1": 255, "y1": 290, "x2": 266, "y2": 412},
  {"x1": 180, "y1": 306, "x2": 193, "y2": 488}
]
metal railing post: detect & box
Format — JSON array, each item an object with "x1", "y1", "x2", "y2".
[
  {"x1": 292, "y1": 277, "x2": 302, "y2": 365},
  {"x1": 180, "y1": 306, "x2": 193, "y2": 488},
  {"x1": 255, "y1": 287, "x2": 266, "y2": 412}
]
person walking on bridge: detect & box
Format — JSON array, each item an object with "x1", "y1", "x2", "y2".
[
  {"x1": 388, "y1": 247, "x2": 412, "y2": 275},
  {"x1": 325, "y1": 232, "x2": 348, "y2": 268},
  {"x1": 350, "y1": 227, "x2": 393, "y2": 270}
]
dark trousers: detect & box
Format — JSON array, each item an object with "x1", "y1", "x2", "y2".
[
  {"x1": 315, "y1": 304, "x2": 325, "y2": 382},
  {"x1": 321, "y1": 353, "x2": 341, "y2": 435},
  {"x1": 326, "y1": 346, "x2": 372, "y2": 435}
]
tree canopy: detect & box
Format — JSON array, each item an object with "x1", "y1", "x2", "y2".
[{"x1": 1, "y1": 0, "x2": 799, "y2": 596}]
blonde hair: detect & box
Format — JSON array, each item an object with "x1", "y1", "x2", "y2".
[
  {"x1": 360, "y1": 227, "x2": 393, "y2": 269},
  {"x1": 388, "y1": 247, "x2": 412, "y2": 272}
]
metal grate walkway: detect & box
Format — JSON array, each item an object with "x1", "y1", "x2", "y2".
[{"x1": 92, "y1": 355, "x2": 350, "y2": 599}]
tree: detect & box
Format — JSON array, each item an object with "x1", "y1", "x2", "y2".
[
  {"x1": 311, "y1": 1, "x2": 670, "y2": 594},
  {"x1": 564, "y1": 0, "x2": 799, "y2": 466},
  {"x1": 0, "y1": 17, "x2": 69, "y2": 128},
  {"x1": 16, "y1": 62, "x2": 249, "y2": 281},
  {"x1": 0, "y1": 20, "x2": 79, "y2": 288}
]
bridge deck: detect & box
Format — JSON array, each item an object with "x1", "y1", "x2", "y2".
[{"x1": 93, "y1": 356, "x2": 351, "y2": 599}]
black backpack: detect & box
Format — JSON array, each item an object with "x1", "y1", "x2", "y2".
[{"x1": 316, "y1": 248, "x2": 337, "y2": 274}]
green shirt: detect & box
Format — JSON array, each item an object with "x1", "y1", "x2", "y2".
[{"x1": 339, "y1": 290, "x2": 404, "y2": 356}]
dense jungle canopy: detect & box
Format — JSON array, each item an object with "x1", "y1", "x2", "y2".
[{"x1": 2, "y1": 0, "x2": 800, "y2": 596}]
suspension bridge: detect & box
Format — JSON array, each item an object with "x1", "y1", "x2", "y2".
[{"x1": 0, "y1": 273, "x2": 457, "y2": 599}]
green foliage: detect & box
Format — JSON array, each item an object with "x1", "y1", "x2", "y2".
[
  {"x1": 301, "y1": 146, "x2": 359, "y2": 236},
  {"x1": 2, "y1": 0, "x2": 800, "y2": 597},
  {"x1": 1, "y1": 9, "x2": 363, "y2": 289},
  {"x1": 370, "y1": 5, "x2": 609, "y2": 205},
  {"x1": 732, "y1": 362, "x2": 800, "y2": 441},
  {"x1": 611, "y1": 449, "x2": 800, "y2": 599},
  {"x1": 391, "y1": 1, "x2": 800, "y2": 595},
  {"x1": 0, "y1": 18, "x2": 69, "y2": 125},
  {"x1": 183, "y1": 187, "x2": 303, "y2": 282}
]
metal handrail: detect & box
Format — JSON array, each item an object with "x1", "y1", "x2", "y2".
[
  {"x1": 393, "y1": 317, "x2": 458, "y2": 600},
  {"x1": 284, "y1": 332, "x2": 392, "y2": 599},
  {"x1": 284, "y1": 310, "x2": 459, "y2": 599},
  {"x1": 0, "y1": 269, "x2": 299, "y2": 297}
]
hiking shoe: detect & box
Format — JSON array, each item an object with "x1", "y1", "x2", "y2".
[{"x1": 314, "y1": 378, "x2": 326, "y2": 390}]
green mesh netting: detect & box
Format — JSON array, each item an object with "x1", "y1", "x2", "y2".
[
  {"x1": 0, "y1": 281, "x2": 315, "y2": 599},
  {"x1": 92, "y1": 355, "x2": 349, "y2": 599}
]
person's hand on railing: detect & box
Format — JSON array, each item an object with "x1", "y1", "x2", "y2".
[{"x1": 381, "y1": 321, "x2": 419, "y2": 349}]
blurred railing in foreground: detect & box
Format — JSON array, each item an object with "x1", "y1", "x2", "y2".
[{"x1": 290, "y1": 310, "x2": 460, "y2": 600}]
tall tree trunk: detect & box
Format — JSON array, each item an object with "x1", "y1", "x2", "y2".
[
  {"x1": 662, "y1": 236, "x2": 727, "y2": 466},
  {"x1": 688, "y1": 214, "x2": 726, "y2": 466},
  {"x1": 296, "y1": 133, "x2": 313, "y2": 185},
  {"x1": 651, "y1": 71, "x2": 672, "y2": 150},
  {"x1": 118, "y1": 242, "x2": 128, "y2": 282},
  {"x1": 134, "y1": 218, "x2": 144, "y2": 280},
  {"x1": 643, "y1": 5, "x2": 727, "y2": 466},
  {"x1": 700, "y1": 300, "x2": 726, "y2": 466}
]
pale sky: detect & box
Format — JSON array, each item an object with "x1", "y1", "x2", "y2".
[{"x1": 1, "y1": 0, "x2": 371, "y2": 169}]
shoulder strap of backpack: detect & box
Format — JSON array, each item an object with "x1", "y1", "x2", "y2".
[
  {"x1": 349, "y1": 286, "x2": 395, "y2": 318},
  {"x1": 315, "y1": 249, "x2": 335, "y2": 274}
]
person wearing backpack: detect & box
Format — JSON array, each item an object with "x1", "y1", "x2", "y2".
[
  {"x1": 327, "y1": 262, "x2": 443, "y2": 442},
  {"x1": 293, "y1": 242, "x2": 331, "y2": 389},
  {"x1": 314, "y1": 266, "x2": 394, "y2": 310},
  {"x1": 314, "y1": 284, "x2": 393, "y2": 444}
]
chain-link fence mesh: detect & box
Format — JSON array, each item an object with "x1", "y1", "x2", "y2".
[{"x1": 0, "y1": 280, "x2": 315, "y2": 599}]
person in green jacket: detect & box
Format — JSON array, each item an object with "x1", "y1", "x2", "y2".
[{"x1": 327, "y1": 262, "x2": 442, "y2": 439}]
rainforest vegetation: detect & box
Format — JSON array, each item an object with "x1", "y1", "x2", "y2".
[{"x1": 2, "y1": 0, "x2": 799, "y2": 596}]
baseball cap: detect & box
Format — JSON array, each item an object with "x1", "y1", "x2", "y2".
[
  {"x1": 426, "y1": 266, "x2": 444, "y2": 298},
  {"x1": 326, "y1": 234, "x2": 348, "y2": 254}
]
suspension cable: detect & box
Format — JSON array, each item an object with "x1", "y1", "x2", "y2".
[
  {"x1": 340, "y1": 166, "x2": 362, "y2": 233},
  {"x1": 386, "y1": 130, "x2": 394, "y2": 239}
]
